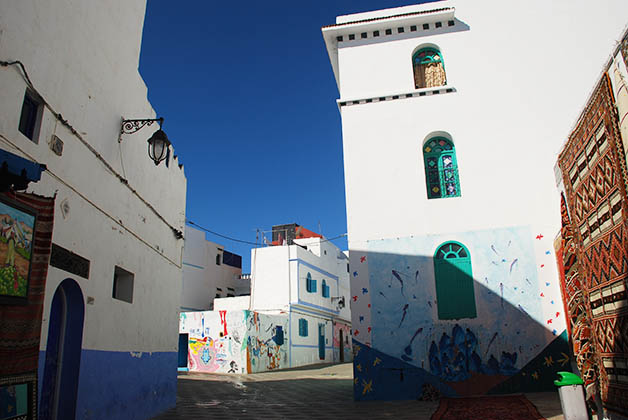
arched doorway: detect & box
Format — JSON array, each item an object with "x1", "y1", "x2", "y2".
[
  {"x1": 40, "y1": 279, "x2": 84, "y2": 420},
  {"x1": 433, "y1": 241, "x2": 476, "y2": 320}
]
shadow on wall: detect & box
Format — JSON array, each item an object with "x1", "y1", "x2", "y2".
[{"x1": 350, "y1": 242, "x2": 571, "y2": 401}]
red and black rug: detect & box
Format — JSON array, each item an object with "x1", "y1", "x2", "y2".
[{"x1": 431, "y1": 395, "x2": 545, "y2": 420}]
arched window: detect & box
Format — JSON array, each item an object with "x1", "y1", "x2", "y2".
[
  {"x1": 413, "y1": 47, "x2": 446, "y2": 89},
  {"x1": 306, "y1": 272, "x2": 316, "y2": 293},
  {"x1": 433, "y1": 242, "x2": 476, "y2": 320},
  {"x1": 322, "y1": 280, "x2": 330, "y2": 298},
  {"x1": 423, "y1": 137, "x2": 460, "y2": 199}
]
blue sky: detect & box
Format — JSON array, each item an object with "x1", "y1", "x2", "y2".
[{"x1": 139, "y1": 1, "x2": 439, "y2": 271}]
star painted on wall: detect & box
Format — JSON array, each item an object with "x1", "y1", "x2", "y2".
[
  {"x1": 558, "y1": 353, "x2": 570, "y2": 367},
  {"x1": 353, "y1": 271, "x2": 358, "y2": 277},
  {"x1": 373, "y1": 357, "x2": 382, "y2": 366},
  {"x1": 356, "y1": 364, "x2": 362, "y2": 372},
  {"x1": 532, "y1": 371, "x2": 539, "y2": 380},
  {"x1": 354, "y1": 377, "x2": 358, "y2": 385},
  {"x1": 362, "y1": 288, "x2": 368, "y2": 294},
  {"x1": 536, "y1": 234, "x2": 544, "y2": 240},
  {"x1": 360, "y1": 256, "x2": 366, "y2": 263},
  {"x1": 362, "y1": 379, "x2": 373, "y2": 395},
  {"x1": 543, "y1": 356, "x2": 554, "y2": 367}
]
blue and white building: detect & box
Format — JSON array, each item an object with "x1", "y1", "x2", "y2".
[{"x1": 250, "y1": 232, "x2": 352, "y2": 366}]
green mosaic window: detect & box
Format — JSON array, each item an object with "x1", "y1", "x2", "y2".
[
  {"x1": 433, "y1": 241, "x2": 476, "y2": 320},
  {"x1": 423, "y1": 137, "x2": 460, "y2": 199}
]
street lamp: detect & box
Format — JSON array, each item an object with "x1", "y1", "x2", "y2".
[{"x1": 119, "y1": 117, "x2": 172, "y2": 166}]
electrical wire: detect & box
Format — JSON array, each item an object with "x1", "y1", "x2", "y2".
[
  {"x1": 0, "y1": 59, "x2": 183, "y2": 239},
  {"x1": 186, "y1": 220, "x2": 259, "y2": 245},
  {"x1": 186, "y1": 219, "x2": 347, "y2": 247}
]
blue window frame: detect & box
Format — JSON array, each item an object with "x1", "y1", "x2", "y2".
[
  {"x1": 306, "y1": 272, "x2": 317, "y2": 293},
  {"x1": 298, "y1": 318, "x2": 308, "y2": 337},
  {"x1": 322, "y1": 280, "x2": 330, "y2": 298}
]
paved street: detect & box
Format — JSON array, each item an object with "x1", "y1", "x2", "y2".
[{"x1": 152, "y1": 363, "x2": 568, "y2": 420}]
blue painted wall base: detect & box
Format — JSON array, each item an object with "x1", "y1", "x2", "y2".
[
  {"x1": 39, "y1": 349, "x2": 177, "y2": 420},
  {"x1": 352, "y1": 339, "x2": 455, "y2": 401}
]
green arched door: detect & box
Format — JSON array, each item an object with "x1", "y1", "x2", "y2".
[{"x1": 433, "y1": 242, "x2": 476, "y2": 320}]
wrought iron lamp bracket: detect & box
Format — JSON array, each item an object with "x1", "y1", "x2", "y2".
[{"x1": 119, "y1": 117, "x2": 164, "y2": 142}]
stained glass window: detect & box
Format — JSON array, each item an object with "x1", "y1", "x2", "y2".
[
  {"x1": 423, "y1": 137, "x2": 460, "y2": 199},
  {"x1": 413, "y1": 48, "x2": 446, "y2": 89}
]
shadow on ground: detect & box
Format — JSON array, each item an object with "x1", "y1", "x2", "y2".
[{"x1": 152, "y1": 374, "x2": 565, "y2": 420}]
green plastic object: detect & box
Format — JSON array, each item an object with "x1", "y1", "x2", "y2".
[{"x1": 554, "y1": 371, "x2": 584, "y2": 386}]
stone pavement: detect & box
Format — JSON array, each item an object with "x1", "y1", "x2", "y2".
[{"x1": 152, "y1": 363, "x2": 568, "y2": 420}]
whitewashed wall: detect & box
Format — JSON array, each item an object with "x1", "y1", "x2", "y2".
[
  {"x1": 0, "y1": 0, "x2": 186, "y2": 418},
  {"x1": 181, "y1": 225, "x2": 244, "y2": 311},
  {"x1": 326, "y1": 0, "x2": 628, "y2": 245}
]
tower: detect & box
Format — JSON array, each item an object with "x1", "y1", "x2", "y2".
[{"x1": 322, "y1": 0, "x2": 628, "y2": 400}]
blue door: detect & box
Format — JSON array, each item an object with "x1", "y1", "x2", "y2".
[
  {"x1": 178, "y1": 334, "x2": 188, "y2": 369},
  {"x1": 318, "y1": 324, "x2": 325, "y2": 360},
  {"x1": 40, "y1": 279, "x2": 84, "y2": 420}
]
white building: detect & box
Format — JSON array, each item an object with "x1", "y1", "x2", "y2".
[
  {"x1": 322, "y1": 0, "x2": 628, "y2": 401},
  {"x1": 250, "y1": 229, "x2": 353, "y2": 366},
  {"x1": 0, "y1": 0, "x2": 186, "y2": 418},
  {"x1": 178, "y1": 225, "x2": 352, "y2": 374},
  {"x1": 181, "y1": 225, "x2": 247, "y2": 311}
]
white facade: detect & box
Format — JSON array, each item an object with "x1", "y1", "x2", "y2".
[
  {"x1": 250, "y1": 236, "x2": 352, "y2": 366},
  {"x1": 322, "y1": 0, "x2": 628, "y2": 401},
  {"x1": 181, "y1": 225, "x2": 247, "y2": 311},
  {"x1": 0, "y1": 1, "x2": 186, "y2": 418},
  {"x1": 324, "y1": 0, "x2": 628, "y2": 245}
]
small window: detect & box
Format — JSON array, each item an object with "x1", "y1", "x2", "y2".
[
  {"x1": 306, "y1": 272, "x2": 317, "y2": 293},
  {"x1": 423, "y1": 137, "x2": 461, "y2": 199},
  {"x1": 347, "y1": 263, "x2": 350, "y2": 273},
  {"x1": 216, "y1": 254, "x2": 221, "y2": 265},
  {"x1": 227, "y1": 293, "x2": 235, "y2": 297},
  {"x1": 299, "y1": 318, "x2": 308, "y2": 337},
  {"x1": 413, "y1": 47, "x2": 446, "y2": 89},
  {"x1": 322, "y1": 280, "x2": 330, "y2": 298},
  {"x1": 274, "y1": 326, "x2": 284, "y2": 345},
  {"x1": 215, "y1": 293, "x2": 221, "y2": 298},
  {"x1": 18, "y1": 89, "x2": 42, "y2": 142},
  {"x1": 113, "y1": 266, "x2": 134, "y2": 303}
]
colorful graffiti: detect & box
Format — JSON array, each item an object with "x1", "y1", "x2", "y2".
[
  {"x1": 333, "y1": 322, "x2": 353, "y2": 363},
  {"x1": 180, "y1": 310, "x2": 288, "y2": 374},
  {"x1": 349, "y1": 226, "x2": 570, "y2": 399},
  {"x1": 245, "y1": 311, "x2": 288, "y2": 373}
]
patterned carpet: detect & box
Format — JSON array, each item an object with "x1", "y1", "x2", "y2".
[{"x1": 431, "y1": 395, "x2": 545, "y2": 420}]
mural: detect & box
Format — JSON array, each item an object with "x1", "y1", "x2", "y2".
[
  {"x1": 333, "y1": 322, "x2": 353, "y2": 363},
  {"x1": 0, "y1": 197, "x2": 35, "y2": 300},
  {"x1": 245, "y1": 311, "x2": 288, "y2": 373},
  {"x1": 349, "y1": 225, "x2": 570, "y2": 400},
  {"x1": 179, "y1": 310, "x2": 289, "y2": 374}
]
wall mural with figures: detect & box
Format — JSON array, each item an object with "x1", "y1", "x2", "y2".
[
  {"x1": 349, "y1": 225, "x2": 572, "y2": 400},
  {"x1": 179, "y1": 310, "x2": 289, "y2": 374}
]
